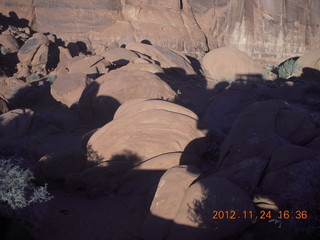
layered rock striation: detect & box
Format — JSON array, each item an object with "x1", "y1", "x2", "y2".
[{"x1": 1, "y1": 0, "x2": 319, "y2": 63}]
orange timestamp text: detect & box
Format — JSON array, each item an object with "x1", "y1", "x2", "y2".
[{"x1": 212, "y1": 210, "x2": 308, "y2": 220}]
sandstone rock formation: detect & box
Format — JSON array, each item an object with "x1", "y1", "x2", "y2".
[
  {"x1": 78, "y1": 98, "x2": 204, "y2": 196},
  {"x1": 86, "y1": 98, "x2": 204, "y2": 166},
  {"x1": 1, "y1": 0, "x2": 319, "y2": 63},
  {"x1": 189, "y1": 0, "x2": 320, "y2": 63},
  {"x1": 202, "y1": 47, "x2": 263, "y2": 80},
  {"x1": 79, "y1": 70, "x2": 176, "y2": 123},
  {"x1": 0, "y1": 108, "x2": 34, "y2": 138},
  {"x1": 17, "y1": 33, "x2": 49, "y2": 68},
  {"x1": 201, "y1": 79, "x2": 270, "y2": 133},
  {"x1": 0, "y1": 32, "x2": 19, "y2": 54},
  {"x1": 0, "y1": 3, "x2": 320, "y2": 240},
  {"x1": 50, "y1": 73, "x2": 89, "y2": 108},
  {"x1": 0, "y1": 94, "x2": 9, "y2": 114},
  {"x1": 142, "y1": 165, "x2": 201, "y2": 240},
  {"x1": 167, "y1": 176, "x2": 256, "y2": 240},
  {"x1": 296, "y1": 48, "x2": 320, "y2": 72}
]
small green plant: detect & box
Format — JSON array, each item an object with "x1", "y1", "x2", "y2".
[
  {"x1": 0, "y1": 158, "x2": 52, "y2": 210},
  {"x1": 278, "y1": 59, "x2": 302, "y2": 79}
]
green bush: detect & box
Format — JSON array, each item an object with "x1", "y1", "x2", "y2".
[
  {"x1": 278, "y1": 59, "x2": 302, "y2": 79},
  {"x1": 0, "y1": 158, "x2": 52, "y2": 210}
]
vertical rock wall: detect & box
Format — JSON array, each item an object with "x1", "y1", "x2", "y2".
[{"x1": 1, "y1": 0, "x2": 319, "y2": 64}]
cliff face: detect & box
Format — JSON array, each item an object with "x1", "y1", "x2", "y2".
[
  {"x1": 190, "y1": 0, "x2": 320, "y2": 63},
  {"x1": 1, "y1": 0, "x2": 319, "y2": 63}
]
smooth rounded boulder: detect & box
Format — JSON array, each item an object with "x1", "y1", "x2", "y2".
[
  {"x1": 126, "y1": 42, "x2": 196, "y2": 76},
  {"x1": 201, "y1": 80, "x2": 270, "y2": 133},
  {"x1": 79, "y1": 70, "x2": 176, "y2": 123},
  {"x1": 87, "y1": 99, "x2": 204, "y2": 165},
  {"x1": 217, "y1": 100, "x2": 318, "y2": 171},
  {"x1": 296, "y1": 48, "x2": 320, "y2": 71},
  {"x1": 0, "y1": 109, "x2": 34, "y2": 138},
  {"x1": 50, "y1": 72, "x2": 89, "y2": 108},
  {"x1": 202, "y1": 47, "x2": 262, "y2": 80},
  {"x1": 167, "y1": 176, "x2": 256, "y2": 240},
  {"x1": 17, "y1": 33, "x2": 49, "y2": 66},
  {"x1": 81, "y1": 99, "x2": 205, "y2": 196},
  {"x1": 141, "y1": 165, "x2": 201, "y2": 240}
]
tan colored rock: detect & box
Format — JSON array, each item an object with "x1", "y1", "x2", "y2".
[
  {"x1": 56, "y1": 46, "x2": 73, "y2": 74},
  {"x1": 202, "y1": 47, "x2": 263, "y2": 80},
  {"x1": 68, "y1": 55, "x2": 106, "y2": 75},
  {"x1": 0, "y1": 33, "x2": 19, "y2": 54},
  {"x1": 296, "y1": 48, "x2": 320, "y2": 71},
  {"x1": 50, "y1": 73, "x2": 89, "y2": 108},
  {"x1": 87, "y1": 102, "x2": 204, "y2": 166},
  {"x1": 30, "y1": 43, "x2": 48, "y2": 66},
  {"x1": 122, "y1": 1, "x2": 207, "y2": 53},
  {"x1": 189, "y1": 0, "x2": 320, "y2": 64},
  {"x1": 134, "y1": 152, "x2": 201, "y2": 172},
  {"x1": 141, "y1": 165, "x2": 201, "y2": 240},
  {"x1": 1, "y1": 0, "x2": 319, "y2": 64},
  {"x1": 167, "y1": 176, "x2": 255, "y2": 240},
  {"x1": 118, "y1": 152, "x2": 201, "y2": 196},
  {"x1": 0, "y1": 94, "x2": 9, "y2": 115},
  {"x1": 17, "y1": 33, "x2": 49, "y2": 66},
  {"x1": 114, "y1": 98, "x2": 198, "y2": 120},
  {"x1": 79, "y1": 70, "x2": 176, "y2": 122},
  {"x1": 100, "y1": 47, "x2": 139, "y2": 66},
  {"x1": 0, "y1": 77, "x2": 28, "y2": 99},
  {"x1": 126, "y1": 42, "x2": 195, "y2": 75},
  {"x1": 119, "y1": 63, "x2": 164, "y2": 74},
  {"x1": 81, "y1": 99, "x2": 205, "y2": 196},
  {"x1": 0, "y1": 108, "x2": 34, "y2": 138}
]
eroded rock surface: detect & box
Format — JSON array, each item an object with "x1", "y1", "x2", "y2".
[{"x1": 1, "y1": 0, "x2": 319, "y2": 63}]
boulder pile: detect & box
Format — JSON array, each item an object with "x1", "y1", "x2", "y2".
[{"x1": 0, "y1": 14, "x2": 320, "y2": 240}]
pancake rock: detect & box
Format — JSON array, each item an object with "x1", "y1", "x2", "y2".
[{"x1": 79, "y1": 70, "x2": 176, "y2": 123}]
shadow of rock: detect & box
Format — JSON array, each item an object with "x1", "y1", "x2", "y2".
[
  {"x1": 78, "y1": 81, "x2": 121, "y2": 127},
  {"x1": 0, "y1": 213, "x2": 35, "y2": 240},
  {"x1": 0, "y1": 12, "x2": 29, "y2": 33},
  {"x1": 8, "y1": 79, "x2": 58, "y2": 110}
]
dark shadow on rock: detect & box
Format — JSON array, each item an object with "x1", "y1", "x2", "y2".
[
  {"x1": 67, "y1": 41, "x2": 91, "y2": 57},
  {"x1": 160, "y1": 68, "x2": 320, "y2": 240},
  {"x1": 278, "y1": 56, "x2": 300, "y2": 67},
  {"x1": 79, "y1": 150, "x2": 146, "y2": 198},
  {"x1": 0, "y1": 12, "x2": 29, "y2": 33},
  {"x1": 8, "y1": 79, "x2": 59, "y2": 110},
  {"x1": 141, "y1": 39, "x2": 152, "y2": 45},
  {"x1": 78, "y1": 81, "x2": 121, "y2": 128},
  {"x1": 186, "y1": 55, "x2": 203, "y2": 75},
  {"x1": 0, "y1": 213, "x2": 35, "y2": 240},
  {"x1": 0, "y1": 52, "x2": 19, "y2": 77},
  {"x1": 301, "y1": 67, "x2": 320, "y2": 81},
  {"x1": 112, "y1": 59, "x2": 130, "y2": 66},
  {"x1": 46, "y1": 40, "x2": 60, "y2": 72}
]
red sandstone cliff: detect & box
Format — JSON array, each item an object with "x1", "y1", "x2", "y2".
[{"x1": 1, "y1": 0, "x2": 319, "y2": 63}]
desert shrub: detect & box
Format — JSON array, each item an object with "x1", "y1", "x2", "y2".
[
  {"x1": 0, "y1": 157, "x2": 52, "y2": 210},
  {"x1": 278, "y1": 59, "x2": 302, "y2": 79}
]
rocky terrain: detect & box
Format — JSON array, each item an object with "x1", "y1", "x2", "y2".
[
  {"x1": 1, "y1": 0, "x2": 320, "y2": 64},
  {"x1": 0, "y1": 1, "x2": 320, "y2": 240}
]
